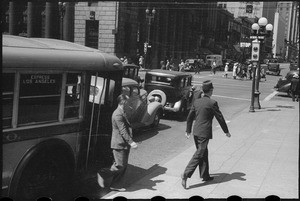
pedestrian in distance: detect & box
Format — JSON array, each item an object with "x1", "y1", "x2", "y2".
[
  {"x1": 123, "y1": 56, "x2": 128, "y2": 64},
  {"x1": 179, "y1": 59, "x2": 185, "y2": 72},
  {"x1": 232, "y1": 62, "x2": 238, "y2": 79},
  {"x1": 224, "y1": 62, "x2": 229, "y2": 78},
  {"x1": 260, "y1": 64, "x2": 267, "y2": 81},
  {"x1": 166, "y1": 59, "x2": 170, "y2": 70},
  {"x1": 211, "y1": 60, "x2": 217, "y2": 75},
  {"x1": 181, "y1": 80, "x2": 231, "y2": 189},
  {"x1": 97, "y1": 94, "x2": 138, "y2": 192},
  {"x1": 290, "y1": 73, "x2": 299, "y2": 102},
  {"x1": 139, "y1": 55, "x2": 144, "y2": 69},
  {"x1": 247, "y1": 63, "x2": 253, "y2": 80},
  {"x1": 160, "y1": 60, "x2": 166, "y2": 70},
  {"x1": 194, "y1": 59, "x2": 202, "y2": 74}
]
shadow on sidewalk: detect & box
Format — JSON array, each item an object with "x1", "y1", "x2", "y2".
[
  {"x1": 188, "y1": 172, "x2": 246, "y2": 189},
  {"x1": 79, "y1": 164, "x2": 167, "y2": 198},
  {"x1": 121, "y1": 164, "x2": 167, "y2": 192},
  {"x1": 255, "y1": 105, "x2": 296, "y2": 113}
]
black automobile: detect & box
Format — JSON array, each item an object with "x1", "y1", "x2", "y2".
[
  {"x1": 289, "y1": 60, "x2": 299, "y2": 71},
  {"x1": 274, "y1": 70, "x2": 299, "y2": 96},
  {"x1": 144, "y1": 70, "x2": 201, "y2": 117},
  {"x1": 266, "y1": 59, "x2": 281, "y2": 76},
  {"x1": 123, "y1": 64, "x2": 144, "y2": 87}
]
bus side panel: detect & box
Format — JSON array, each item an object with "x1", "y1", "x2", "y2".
[{"x1": 2, "y1": 132, "x2": 80, "y2": 197}]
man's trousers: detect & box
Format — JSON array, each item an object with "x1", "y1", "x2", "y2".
[
  {"x1": 182, "y1": 136, "x2": 209, "y2": 179},
  {"x1": 98, "y1": 149, "x2": 130, "y2": 188}
]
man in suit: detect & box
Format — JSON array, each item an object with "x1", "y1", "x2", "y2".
[
  {"x1": 97, "y1": 94, "x2": 138, "y2": 191},
  {"x1": 181, "y1": 80, "x2": 231, "y2": 189}
]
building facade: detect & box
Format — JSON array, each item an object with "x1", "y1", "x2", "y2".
[
  {"x1": 218, "y1": 2, "x2": 264, "y2": 18},
  {"x1": 3, "y1": 1, "x2": 262, "y2": 68}
]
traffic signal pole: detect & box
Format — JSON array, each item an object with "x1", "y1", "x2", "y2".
[
  {"x1": 249, "y1": 39, "x2": 261, "y2": 112},
  {"x1": 249, "y1": 62, "x2": 257, "y2": 112}
]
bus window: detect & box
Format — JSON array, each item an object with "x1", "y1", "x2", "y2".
[
  {"x1": 65, "y1": 73, "x2": 82, "y2": 119},
  {"x1": 2, "y1": 73, "x2": 15, "y2": 129},
  {"x1": 90, "y1": 76, "x2": 115, "y2": 106},
  {"x1": 18, "y1": 74, "x2": 62, "y2": 125}
]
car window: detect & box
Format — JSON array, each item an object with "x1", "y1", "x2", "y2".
[
  {"x1": 122, "y1": 86, "x2": 130, "y2": 97},
  {"x1": 187, "y1": 77, "x2": 192, "y2": 86},
  {"x1": 147, "y1": 75, "x2": 172, "y2": 84},
  {"x1": 132, "y1": 86, "x2": 139, "y2": 96},
  {"x1": 180, "y1": 78, "x2": 185, "y2": 87}
]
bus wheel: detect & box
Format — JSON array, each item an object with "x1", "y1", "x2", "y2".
[{"x1": 14, "y1": 152, "x2": 74, "y2": 201}]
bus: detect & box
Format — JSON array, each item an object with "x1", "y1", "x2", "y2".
[
  {"x1": 2, "y1": 35, "x2": 123, "y2": 200},
  {"x1": 205, "y1": 54, "x2": 223, "y2": 68}
]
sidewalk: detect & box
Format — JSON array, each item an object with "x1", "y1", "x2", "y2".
[{"x1": 103, "y1": 99, "x2": 299, "y2": 199}]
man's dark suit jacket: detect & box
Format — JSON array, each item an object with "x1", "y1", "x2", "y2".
[
  {"x1": 111, "y1": 107, "x2": 134, "y2": 150},
  {"x1": 186, "y1": 95, "x2": 228, "y2": 139}
]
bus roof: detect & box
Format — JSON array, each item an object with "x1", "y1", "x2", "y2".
[{"x1": 3, "y1": 35, "x2": 123, "y2": 72}]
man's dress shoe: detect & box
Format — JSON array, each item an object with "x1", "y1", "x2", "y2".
[
  {"x1": 181, "y1": 174, "x2": 187, "y2": 189},
  {"x1": 203, "y1": 176, "x2": 214, "y2": 182}
]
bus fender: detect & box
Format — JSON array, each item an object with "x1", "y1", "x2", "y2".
[{"x1": 9, "y1": 138, "x2": 75, "y2": 199}]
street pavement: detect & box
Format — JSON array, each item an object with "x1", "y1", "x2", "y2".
[{"x1": 102, "y1": 97, "x2": 299, "y2": 199}]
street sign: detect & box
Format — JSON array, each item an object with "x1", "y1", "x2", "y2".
[
  {"x1": 258, "y1": 36, "x2": 265, "y2": 40},
  {"x1": 240, "y1": 42, "x2": 251, "y2": 47},
  {"x1": 250, "y1": 36, "x2": 257, "y2": 40}
]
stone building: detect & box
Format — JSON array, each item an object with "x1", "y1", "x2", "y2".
[{"x1": 3, "y1": 1, "x2": 251, "y2": 68}]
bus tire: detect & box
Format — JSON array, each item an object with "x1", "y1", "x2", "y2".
[{"x1": 11, "y1": 141, "x2": 75, "y2": 201}]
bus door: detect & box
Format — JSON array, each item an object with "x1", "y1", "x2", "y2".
[{"x1": 84, "y1": 74, "x2": 119, "y2": 169}]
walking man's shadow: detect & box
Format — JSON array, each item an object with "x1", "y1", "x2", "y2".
[{"x1": 188, "y1": 172, "x2": 246, "y2": 189}]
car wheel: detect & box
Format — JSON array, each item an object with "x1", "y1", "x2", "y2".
[
  {"x1": 151, "y1": 110, "x2": 161, "y2": 127},
  {"x1": 147, "y1": 90, "x2": 167, "y2": 106}
]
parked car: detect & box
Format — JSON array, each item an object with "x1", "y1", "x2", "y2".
[
  {"x1": 275, "y1": 56, "x2": 284, "y2": 63},
  {"x1": 123, "y1": 64, "x2": 144, "y2": 87},
  {"x1": 266, "y1": 59, "x2": 281, "y2": 75},
  {"x1": 274, "y1": 70, "x2": 299, "y2": 97},
  {"x1": 122, "y1": 78, "x2": 163, "y2": 130},
  {"x1": 289, "y1": 60, "x2": 299, "y2": 71},
  {"x1": 144, "y1": 70, "x2": 201, "y2": 117},
  {"x1": 184, "y1": 59, "x2": 196, "y2": 72},
  {"x1": 90, "y1": 76, "x2": 163, "y2": 131}
]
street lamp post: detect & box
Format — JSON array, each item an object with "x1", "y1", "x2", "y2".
[
  {"x1": 58, "y1": 2, "x2": 66, "y2": 40},
  {"x1": 249, "y1": 17, "x2": 273, "y2": 112},
  {"x1": 144, "y1": 7, "x2": 156, "y2": 69}
]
